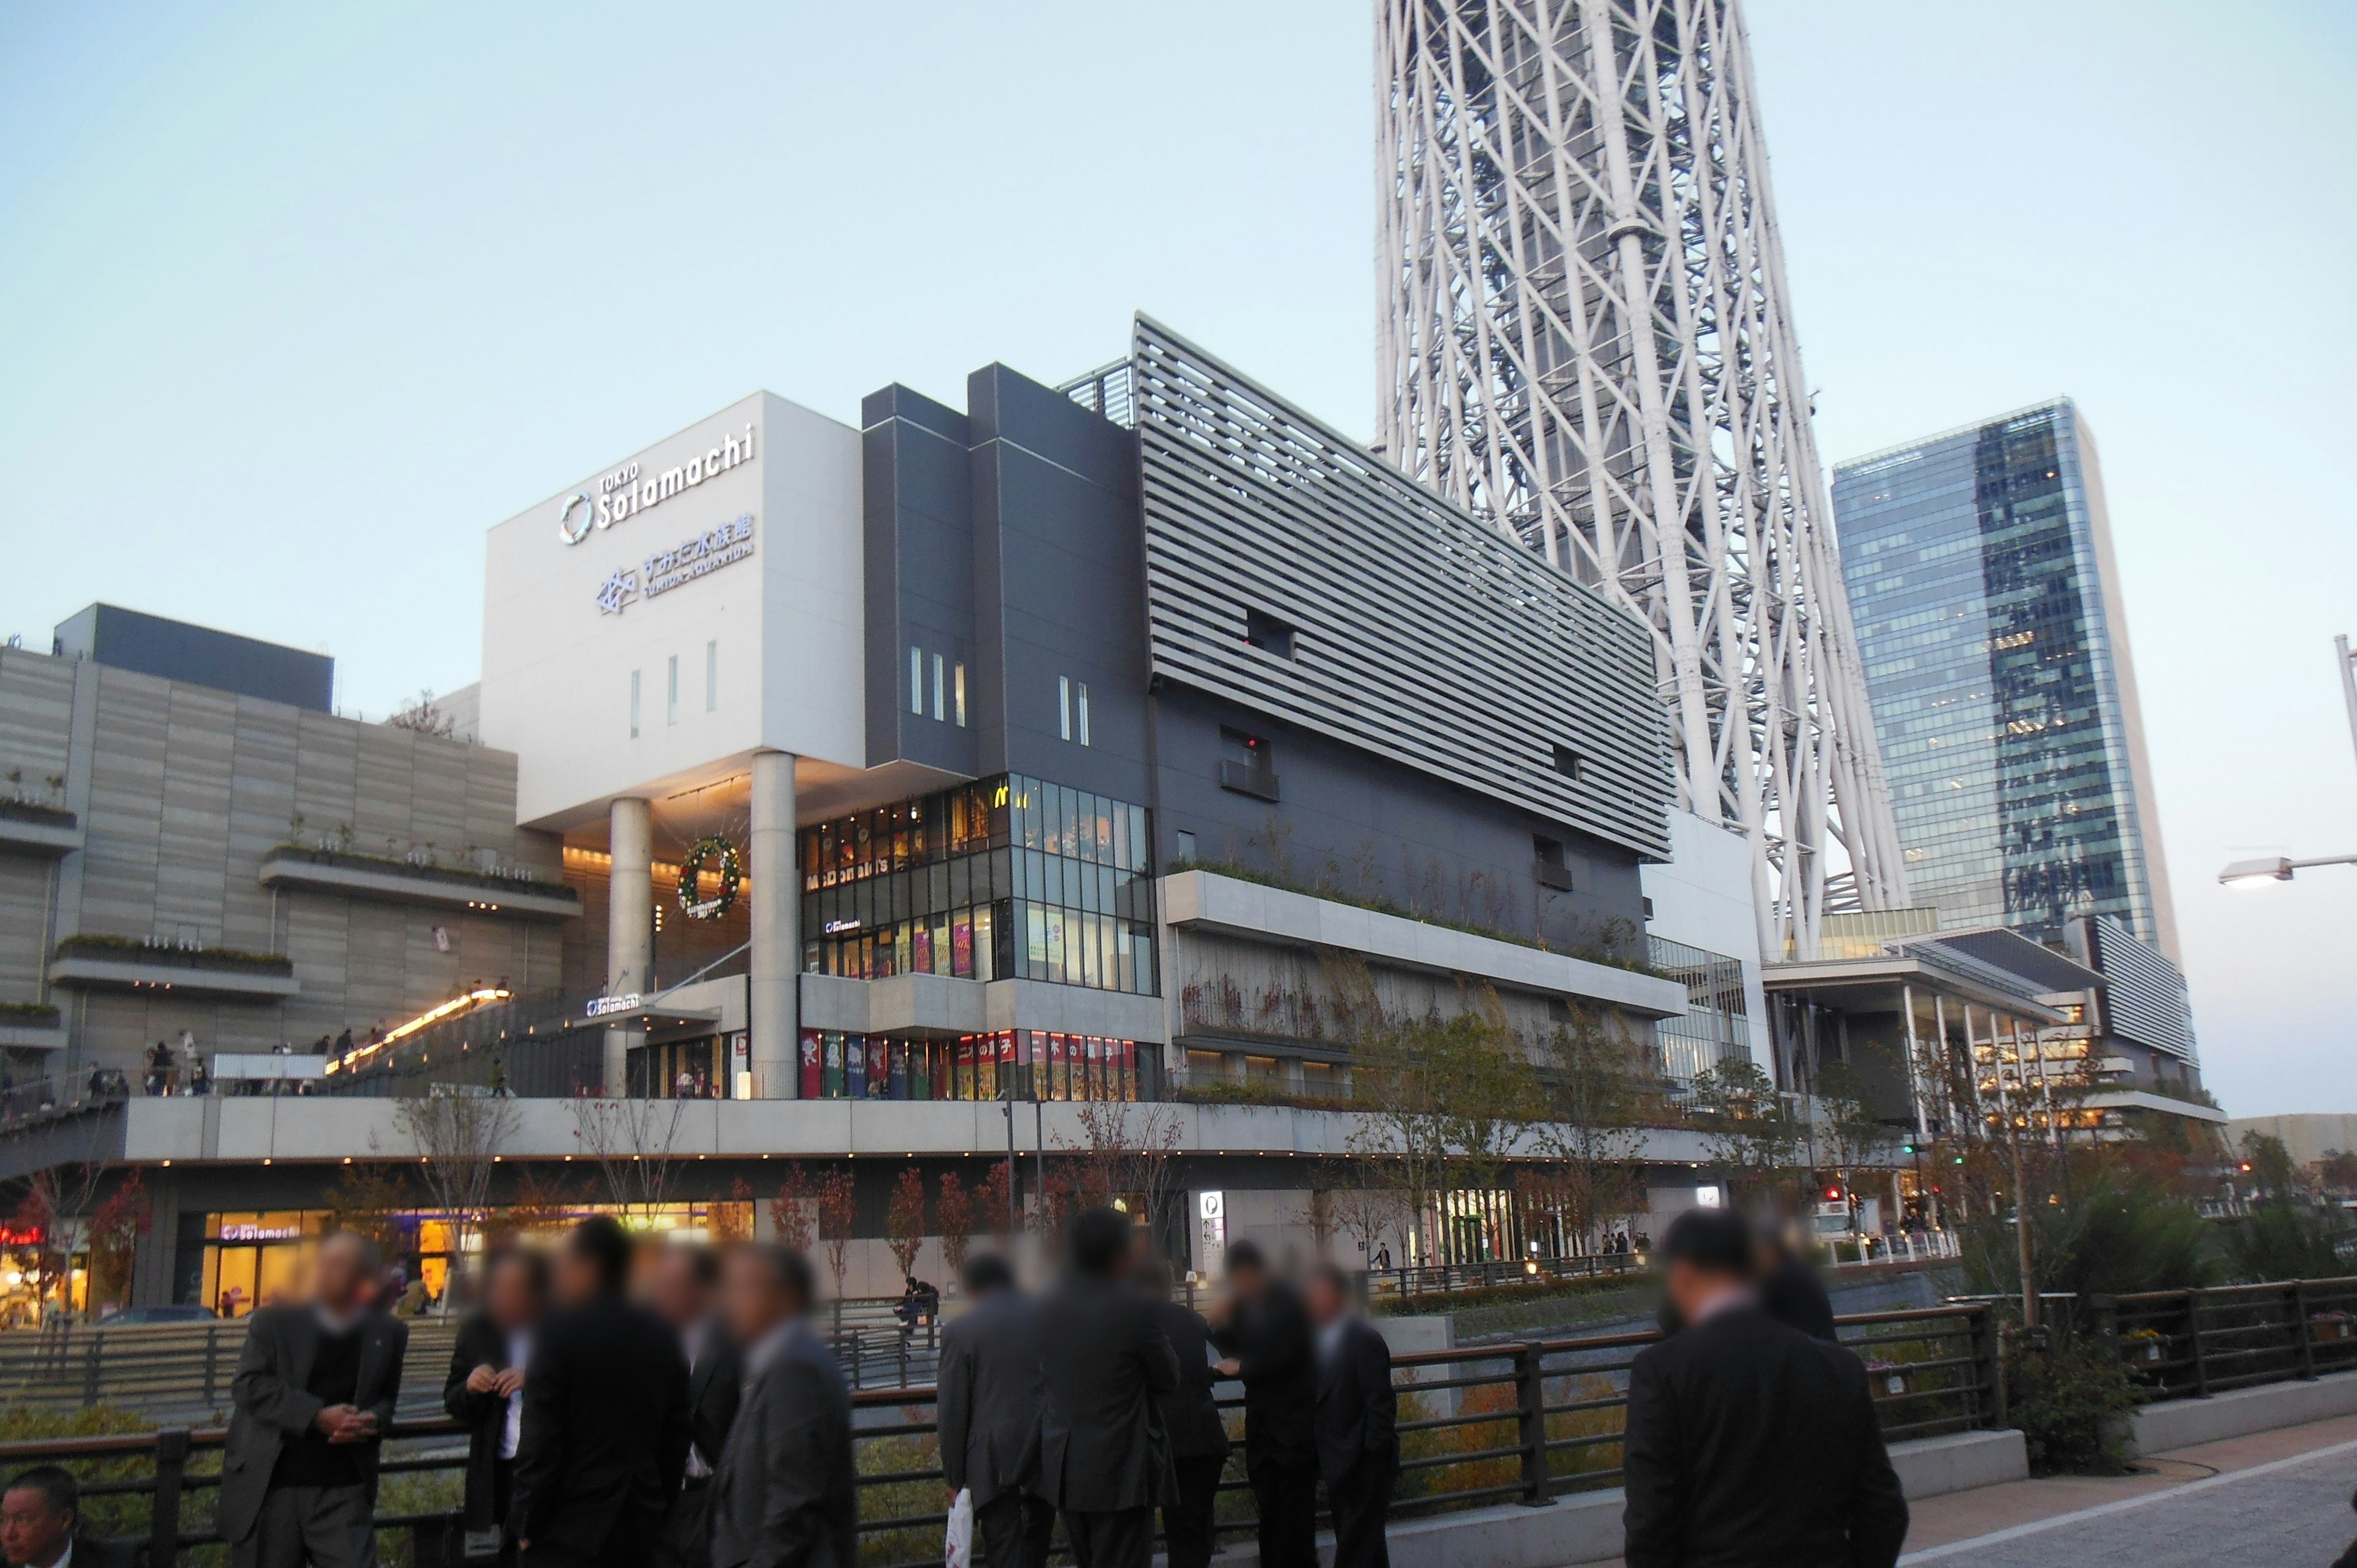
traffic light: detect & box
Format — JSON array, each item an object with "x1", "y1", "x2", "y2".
[
  {"x1": 1824, "y1": 1183, "x2": 1844, "y2": 1202},
  {"x1": 1953, "y1": 1155, "x2": 1967, "y2": 1166},
  {"x1": 2239, "y1": 1162, "x2": 2254, "y2": 1174},
  {"x1": 1902, "y1": 1143, "x2": 1917, "y2": 1155}
]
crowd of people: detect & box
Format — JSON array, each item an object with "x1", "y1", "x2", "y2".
[{"x1": 0, "y1": 1200, "x2": 1933, "y2": 1568}]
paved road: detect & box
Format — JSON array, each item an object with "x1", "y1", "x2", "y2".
[{"x1": 1902, "y1": 1437, "x2": 2357, "y2": 1565}]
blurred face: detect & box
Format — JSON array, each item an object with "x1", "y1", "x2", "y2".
[
  {"x1": 313, "y1": 1235, "x2": 372, "y2": 1315},
  {"x1": 484, "y1": 1256, "x2": 542, "y2": 1333},
  {"x1": 1, "y1": 1486, "x2": 69, "y2": 1568},
  {"x1": 646, "y1": 1248, "x2": 712, "y2": 1329},
  {"x1": 1664, "y1": 1259, "x2": 1743, "y2": 1327},
  {"x1": 1303, "y1": 1272, "x2": 1347, "y2": 1327},
  {"x1": 551, "y1": 1244, "x2": 602, "y2": 1309},
  {"x1": 1226, "y1": 1262, "x2": 1266, "y2": 1303},
  {"x1": 721, "y1": 1251, "x2": 797, "y2": 1346}
]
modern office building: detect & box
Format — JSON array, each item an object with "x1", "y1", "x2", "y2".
[
  {"x1": 1832, "y1": 399, "x2": 2181, "y2": 960},
  {"x1": 1374, "y1": 0, "x2": 1910, "y2": 959},
  {"x1": 0, "y1": 316, "x2": 1828, "y2": 1314}
]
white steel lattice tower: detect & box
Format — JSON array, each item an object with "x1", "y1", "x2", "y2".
[{"x1": 1376, "y1": 0, "x2": 1907, "y2": 959}]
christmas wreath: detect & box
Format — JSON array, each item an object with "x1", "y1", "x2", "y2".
[{"x1": 677, "y1": 834, "x2": 742, "y2": 921}]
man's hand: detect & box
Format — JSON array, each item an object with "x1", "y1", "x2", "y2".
[
  {"x1": 314, "y1": 1402, "x2": 360, "y2": 1437},
  {"x1": 1213, "y1": 1358, "x2": 1241, "y2": 1378},
  {"x1": 465, "y1": 1364, "x2": 501, "y2": 1395},
  {"x1": 494, "y1": 1368, "x2": 525, "y2": 1397},
  {"x1": 327, "y1": 1409, "x2": 377, "y2": 1444}
]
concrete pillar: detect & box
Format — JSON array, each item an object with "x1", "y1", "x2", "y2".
[
  {"x1": 606, "y1": 796, "x2": 653, "y2": 1094},
  {"x1": 749, "y1": 750, "x2": 799, "y2": 1097}
]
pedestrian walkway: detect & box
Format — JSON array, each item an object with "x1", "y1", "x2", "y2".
[{"x1": 1581, "y1": 1413, "x2": 2357, "y2": 1567}]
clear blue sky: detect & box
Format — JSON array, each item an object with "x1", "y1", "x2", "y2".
[{"x1": 3, "y1": 2, "x2": 2352, "y2": 1118}]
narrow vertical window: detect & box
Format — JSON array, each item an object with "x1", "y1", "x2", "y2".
[
  {"x1": 629, "y1": 670, "x2": 641, "y2": 738},
  {"x1": 667, "y1": 655, "x2": 679, "y2": 725},
  {"x1": 932, "y1": 652, "x2": 946, "y2": 722},
  {"x1": 954, "y1": 663, "x2": 967, "y2": 727},
  {"x1": 910, "y1": 646, "x2": 923, "y2": 716},
  {"x1": 1058, "y1": 676, "x2": 1072, "y2": 741},
  {"x1": 1077, "y1": 682, "x2": 1091, "y2": 746},
  {"x1": 705, "y1": 639, "x2": 718, "y2": 711}
]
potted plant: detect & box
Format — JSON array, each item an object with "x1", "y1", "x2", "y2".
[{"x1": 2121, "y1": 1327, "x2": 2166, "y2": 1364}]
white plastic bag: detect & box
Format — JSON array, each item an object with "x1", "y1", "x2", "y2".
[{"x1": 945, "y1": 1487, "x2": 974, "y2": 1568}]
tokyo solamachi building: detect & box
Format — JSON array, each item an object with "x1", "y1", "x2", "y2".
[{"x1": 0, "y1": 317, "x2": 1823, "y2": 1313}]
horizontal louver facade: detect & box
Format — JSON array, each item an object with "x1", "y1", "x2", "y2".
[{"x1": 1129, "y1": 315, "x2": 1672, "y2": 860}]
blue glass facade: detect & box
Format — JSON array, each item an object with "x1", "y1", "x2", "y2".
[{"x1": 1832, "y1": 401, "x2": 2176, "y2": 954}]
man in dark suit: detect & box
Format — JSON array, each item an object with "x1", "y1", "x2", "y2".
[
  {"x1": 222, "y1": 1230, "x2": 409, "y2": 1568},
  {"x1": 1135, "y1": 1259, "x2": 1229, "y2": 1568},
  {"x1": 1208, "y1": 1240, "x2": 1317, "y2": 1568},
  {"x1": 1304, "y1": 1265, "x2": 1395, "y2": 1568},
  {"x1": 511, "y1": 1217, "x2": 692, "y2": 1568},
  {"x1": 2, "y1": 1466, "x2": 138, "y2": 1568},
  {"x1": 710, "y1": 1245, "x2": 857, "y2": 1568},
  {"x1": 936, "y1": 1253, "x2": 1051, "y2": 1568},
  {"x1": 1755, "y1": 1229, "x2": 1837, "y2": 1343},
  {"x1": 443, "y1": 1245, "x2": 547, "y2": 1562},
  {"x1": 1035, "y1": 1207, "x2": 1179, "y2": 1568},
  {"x1": 1622, "y1": 1208, "x2": 1909, "y2": 1568},
  {"x1": 644, "y1": 1244, "x2": 741, "y2": 1568}
]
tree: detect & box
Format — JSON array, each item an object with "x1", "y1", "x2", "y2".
[
  {"x1": 886, "y1": 1167, "x2": 927, "y2": 1281},
  {"x1": 1689, "y1": 1059, "x2": 1806, "y2": 1215},
  {"x1": 2240, "y1": 1130, "x2": 2302, "y2": 1203},
  {"x1": 2315, "y1": 1149, "x2": 2357, "y2": 1198},
  {"x1": 325, "y1": 1161, "x2": 420, "y2": 1254},
  {"x1": 387, "y1": 689, "x2": 458, "y2": 738},
  {"x1": 710, "y1": 1177, "x2": 756, "y2": 1244},
  {"x1": 1325, "y1": 1170, "x2": 1409, "y2": 1268},
  {"x1": 975, "y1": 1162, "x2": 1014, "y2": 1254},
  {"x1": 14, "y1": 1163, "x2": 107, "y2": 1319},
  {"x1": 770, "y1": 1164, "x2": 816, "y2": 1251},
  {"x1": 1059, "y1": 1100, "x2": 1186, "y2": 1254},
  {"x1": 567, "y1": 1095, "x2": 688, "y2": 1216},
  {"x1": 84, "y1": 1169, "x2": 152, "y2": 1314},
  {"x1": 1530, "y1": 1006, "x2": 1652, "y2": 1252},
  {"x1": 388, "y1": 1089, "x2": 521, "y2": 1307},
  {"x1": 482, "y1": 1163, "x2": 588, "y2": 1245},
  {"x1": 816, "y1": 1169, "x2": 857, "y2": 1302},
  {"x1": 936, "y1": 1172, "x2": 976, "y2": 1277}
]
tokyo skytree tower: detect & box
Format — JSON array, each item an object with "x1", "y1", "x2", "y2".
[{"x1": 1374, "y1": 0, "x2": 1908, "y2": 958}]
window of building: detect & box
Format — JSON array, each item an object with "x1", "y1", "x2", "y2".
[
  {"x1": 1175, "y1": 829, "x2": 1198, "y2": 865},
  {"x1": 1245, "y1": 608, "x2": 1297, "y2": 660},
  {"x1": 1058, "y1": 676, "x2": 1072, "y2": 741},
  {"x1": 954, "y1": 663, "x2": 967, "y2": 727},
  {"x1": 630, "y1": 670, "x2": 641, "y2": 738},
  {"x1": 910, "y1": 646, "x2": 923, "y2": 716},
  {"x1": 1076, "y1": 682, "x2": 1091, "y2": 746},
  {"x1": 1218, "y1": 728, "x2": 1277, "y2": 801},
  {"x1": 705, "y1": 640, "x2": 718, "y2": 712},
  {"x1": 667, "y1": 655, "x2": 679, "y2": 725},
  {"x1": 933, "y1": 653, "x2": 946, "y2": 722},
  {"x1": 1533, "y1": 835, "x2": 1574, "y2": 891},
  {"x1": 1550, "y1": 743, "x2": 1586, "y2": 781}
]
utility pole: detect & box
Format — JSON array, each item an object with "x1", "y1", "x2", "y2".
[{"x1": 1002, "y1": 1097, "x2": 1018, "y2": 1238}]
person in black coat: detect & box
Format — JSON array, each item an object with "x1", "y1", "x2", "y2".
[
  {"x1": 1136, "y1": 1259, "x2": 1231, "y2": 1568},
  {"x1": 643, "y1": 1244, "x2": 740, "y2": 1568},
  {"x1": 2, "y1": 1465, "x2": 139, "y2": 1568},
  {"x1": 1622, "y1": 1208, "x2": 1908, "y2": 1568},
  {"x1": 510, "y1": 1218, "x2": 692, "y2": 1568},
  {"x1": 443, "y1": 1245, "x2": 548, "y2": 1563},
  {"x1": 1304, "y1": 1265, "x2": 1395, "y2": 1568},
  {"x1": 1035, "y1": 1208, "x2": 1180, "y2": 1568},
  {"x1": 937, "y1": 1253, "x2": 1052, "y2": 1568},
  {"x1": 1755, "y1": 1229, "x2": 1837, "y2": 1343},
  {"x1": 1209, "y1": 1241, "x2": 1317, "y2": 1568}
]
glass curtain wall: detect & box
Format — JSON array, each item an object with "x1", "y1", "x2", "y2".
[{"x1": 795, "y1": 1029, "x2": 1152, "y2": 1102}]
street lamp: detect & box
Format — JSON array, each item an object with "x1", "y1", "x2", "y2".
[{"x1": 2219, "y1": 854, "x2": 2357, "y2": 887}]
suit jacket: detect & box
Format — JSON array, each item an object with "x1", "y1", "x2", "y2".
[
  {"x1": 1210, "y1": 1283, "x2": 1315, "y2": 1466},
  {"x1": 937, "y1": 1291, "x2": 1046, "y2": 1507},
  {"x1": 1035, "y1": 1272, "x2": 1180, "y2": 1512},
  {"x1": 1314, "y1": 1319, "x2": 1395, "y2": 1485},
  {"x1": 1759, "y1": 1255, "x2": 1838, "y2": 1343},
  {"x1": 1621, "y1": 1305, "x2": 1908, "y2": 1568},
  {"x1": 509, "y1": 1294, "x2": 691, "y2": 1560},
  {"x1": 442, "y1": 1311, "x2": 517, "y2": 1532},
  {"x1": 686, "y1": 1315, "x2": 745, "y2": 1478},
  {"x1": 220, "y1": 1305, "x2": 408, "y2": 1543},
  {"x1": 1150, "y1": 1299, "x2": 1231, "y2": 1462},
  {"x1": 710, "y1": 1321, "x2": 858, "y2": 1568},
  {"x1": 71, "y1": 1536, "x2": 140, "y2": 1568}
]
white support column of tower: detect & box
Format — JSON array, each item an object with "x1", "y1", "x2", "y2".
[
  {"x1": 1375, "y1": 0, "x2": 1908, "y2": 959},
  {"x1": 748, "y1": 749, "x2": 799, "y2": 1097},
  {"x1": 605, "y1": 796, "x2": 653, "y2": 1091}
]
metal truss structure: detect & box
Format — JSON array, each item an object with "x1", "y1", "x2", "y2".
[{"x1": 1374, "y1": 0, "x2": 1908, "y2": 959}]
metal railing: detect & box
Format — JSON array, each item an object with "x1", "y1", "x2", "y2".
[
  {"x1": 2094, "y1": 1275, "x2": 2357, "y2": 1400},
  {"x1": 0, "y1": 1319, "x2": 463, "y2": 1424},
  {"x1": 2, "y1": 1301, "x2": 2000, "y2": 1566}
]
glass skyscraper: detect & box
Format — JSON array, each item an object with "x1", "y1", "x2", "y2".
[{"x1": 1831, "y1": 400, "x2": 2179, "y2": 957}]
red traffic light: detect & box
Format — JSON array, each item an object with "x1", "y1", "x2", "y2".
[
  {"x1": 2239, "y1": 1163, "x2": 2253, "y2": 1173},
  {"x1": 1824, "y1": 1184, "x2": 1843, "y2": 1202}
]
